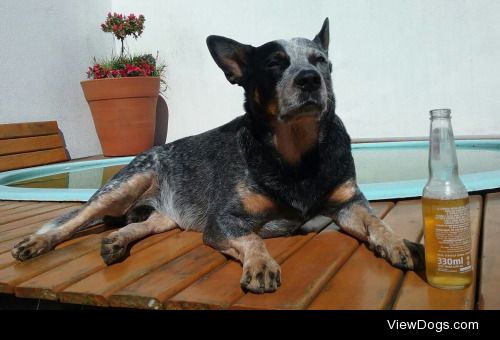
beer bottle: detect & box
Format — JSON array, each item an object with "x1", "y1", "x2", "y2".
[{"x1": 422, "y1": 108, "x2": 472, "y2": 289}]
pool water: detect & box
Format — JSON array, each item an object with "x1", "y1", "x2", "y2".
[
  {"x1": 9, "y1": 164, "x2": 127, "y2": 189},
  {"x1": 8, "y1": 149, "x2": 500, "y2": 189},
  {"x1": 1, "y1": 140, "x2": 499, "y2": 201},
  {"x1": 6, "y1": 143, "x2": 500, "y2": 189},
  {"x1": 355, "y1": 147, "x2": 500, "y2": 184}
]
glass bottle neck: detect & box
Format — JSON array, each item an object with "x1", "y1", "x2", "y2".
[{"x1": 428, "y1": 115, "x2": 459, "y2": 181}]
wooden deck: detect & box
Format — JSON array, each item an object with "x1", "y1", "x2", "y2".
[{"x1": 0, "y1": 193, "x2": 498, "y2": 310}]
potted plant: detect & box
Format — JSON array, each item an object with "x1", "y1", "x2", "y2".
[{"x1": 81, "y1": 13, "x2": 166, "y2": 156}]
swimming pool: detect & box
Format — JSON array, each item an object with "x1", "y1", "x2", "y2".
[{"x1": 1, "y1": 140, "x2": 499, "y2": 201}]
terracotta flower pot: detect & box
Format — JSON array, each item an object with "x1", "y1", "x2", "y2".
[{"x1": 81, "y1": 77, "x2": 160, "y2": 156}]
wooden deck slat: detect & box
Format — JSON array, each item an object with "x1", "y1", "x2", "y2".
[
  {"x1": 108, "y1": 245, "x2": 227, "y2": 309},
  {"x1": 392, "y1": 196, "x2": 482, "y2": 310},
  {"x1": 0, "y1": 201, "x2": 40, "y2": 212},
  {"x1": 14, "y1": 230, "x2": 179, "y2": 301},
  {"x1": 0, "y1": 251, "x2": 17, "y2": 269},
  {"x1": 371, "y1": 202, "x2": 396, "y2": 221},
  {"x1": 0, "y1": 202, "x2": 60, "y2": 223},
  {"x1": 0, "y1": 202, "x2": 82, "y2": 233},
  {"x1": 0, "y1": 228, "x2": 110, "y2": 271},
  {"x1": 230, "y1": 203, "x2": 393, "y2": 310},
  {"x1": 179, "y1": 235, "x2": 324, "y2": 310},
  {"x1": 231, "y1": 231, "x2": 359, "y2": 310},
  {"x1": 0, "y1": 212, "x2": 80, "y2": 244},
  {"x1": 0, "y1": 223, "x2": 58, "y2": 245},
  {"x1": 54, "y1": 234, "x2": 101, "y2": 250},
  {"x1": 59, "y1": 231, "x2": 203, "y2": 307},
  {"x1": 0, "y1": 238, "x2": 27, "y2": 255},
  {"x1": 0, "y1": 235, "x2": 81, "y2": 254},
  {"x1": 307, "y1": 199, "x2": 424, "y2": 310},
  {"x1": 478, "y1": 193, "x2": 500, "y2": 310},
  {"x1": 0, "y1": 230, "x2": 112, "y2": 293},
  {"x1": 166, "y1": 233, "x2": 316, "y2": 310},
  {"x1": 0, "y1": 224, "x2": 101, "y2": 255},
  {"x1": 163, "y1": 212, "x2": 341, "y2": 310},
  {"x1": 0, "y1": 205, "x2": 82, "y2": 255},
  {"x1": 0, "y1": 203, "x2": 45, "y2": 218},
  {"x1": 166, "y1": 202, "x2": 394, "y2": 310},
  {"x1": 0, "y1": 205, "x2": 80, "y2": 239}
]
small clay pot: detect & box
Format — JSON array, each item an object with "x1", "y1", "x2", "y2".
[{"x1": 81, "y1": 77, "x2": 160, "y2": 156}]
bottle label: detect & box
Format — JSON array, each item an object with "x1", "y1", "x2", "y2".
[{"x1": 423, "y1": 198, "x2": 472, "y2": 274}]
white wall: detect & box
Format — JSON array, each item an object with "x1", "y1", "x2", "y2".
[
  {"x1": 114, "y1": 0, "x2": 500, "y2": 143},
  {"x1": 0, "y1": 0, "x2": 112, "y2": 158},
  {"x1": 1, "y1": 1, "x2": 499, "y2": 159}
]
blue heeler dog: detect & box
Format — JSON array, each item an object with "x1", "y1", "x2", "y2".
[{"x1": 12, "y1": 18, "x2": 423, "y2": 293}]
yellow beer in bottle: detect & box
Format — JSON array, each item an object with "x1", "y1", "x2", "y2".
[{"x1": 422, "y1": 109, "x2": 472, "y2": 289}]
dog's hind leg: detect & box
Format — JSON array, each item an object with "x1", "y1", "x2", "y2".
[
  {"x1": 100, "y1": 211, "x2": 178, "y2": 265},
  {"x1": 11, "y1": 171, "x2": 157, "y2": 261}
]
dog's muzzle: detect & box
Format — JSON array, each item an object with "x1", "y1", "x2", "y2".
[
  {"x1": 279, "y1": 101, "x2": 324, "y2": 122},
  {"x1": 294, "y1": 70, "x2": 321, "y2": 93}
]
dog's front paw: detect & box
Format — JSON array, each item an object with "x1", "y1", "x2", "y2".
[
  {"x1": 372, "y1": 238, "x2": 425, "y2": 271},
  {"x1": 241, "y1": 255, "x2": 281, "y2": 293},
  {"x1": 101, "y1": 232, "x2": 128, "y2": 265},
  {"x1": 12, "y1": 234, "x2": 51, "y2": 261},
  {"x1": 401, "y1": 239, "x2": 425, "y2": 271}
]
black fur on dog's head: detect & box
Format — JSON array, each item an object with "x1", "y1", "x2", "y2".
[{"x1": 207, "y1": 18, "x2": 334, "y2": 125}]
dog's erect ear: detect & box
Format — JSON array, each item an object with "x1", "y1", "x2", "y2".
[
  {"x1": 206, "y1": 35, "x2": 254, "y2": 86},
  {"x1": 314, "y1": 18, "x2": 330, "y2": 52}
]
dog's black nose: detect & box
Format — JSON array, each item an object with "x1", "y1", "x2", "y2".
[{"x1": 294, "y1": 70, "x2": 321, "y2": 92}]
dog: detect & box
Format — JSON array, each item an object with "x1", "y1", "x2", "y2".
[{"x1": 12, "y1": 18, "x2": 424, "y2": 293}]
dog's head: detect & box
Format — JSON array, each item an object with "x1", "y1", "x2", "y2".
[{"x1": 207, "y1": 18, "x2": 333, "y2": 123}]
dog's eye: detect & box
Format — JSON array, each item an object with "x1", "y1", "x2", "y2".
[
  {"x1": 266, "y1": 60, "x2": 282, "y2": 68},
  {"x1": 266, "y1": 53, "x2": 288, "y2": 69},
  {"x1": 314, "y1": 55, "x2": 327, "y2": 64}
]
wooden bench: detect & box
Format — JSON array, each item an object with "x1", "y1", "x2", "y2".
[
  {"x1": 0, "y1": 121, "x2": 69, "y2": 172},
  {"x1": 0, "y1": 193, "x2": 497, "y2": 309}
]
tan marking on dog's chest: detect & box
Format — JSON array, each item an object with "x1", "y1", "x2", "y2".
[
  {"x1": 329, "y1": 179, "x2": 357, "y2": 204},
  {"x1": 254, "y1": 88, "x2": 261, "y2": 105},
  {"x1": 237, "y1": 184, "x2": 275, "y2": 215},
  {"x1": 272, "y1": 117, "x2": 319, "y2": 165},
  {"x1": 266, "y1": 97, "x2": 279, "y2": 116}
]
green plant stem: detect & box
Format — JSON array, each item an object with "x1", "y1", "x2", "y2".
[{"x1": 120, "y1": 38, "x2": 124, "y2": 58}]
